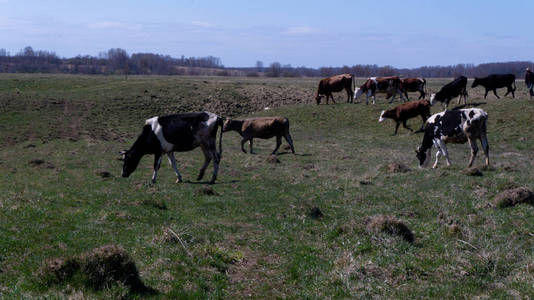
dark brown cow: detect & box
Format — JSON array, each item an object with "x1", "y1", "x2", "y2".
[
  {"x1": 315, "y1": 74, "x2": 354, "y2": 104},
  {"x1": 378, "y1": 100, "x2": 431, "y2": 135},
  {"x1": 353, "y1": 76, "x2": 407, "y2": 105},
  {"x1": 526, "y1": 68, "x2": 534, "y2": 98},
  {"x1": 401, "y1": 78, "x2": 426, "y2": 100}
]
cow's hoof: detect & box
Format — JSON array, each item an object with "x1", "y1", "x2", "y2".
[{"x1": 176, "y1": 178, "x2": 182, "y2": 183}]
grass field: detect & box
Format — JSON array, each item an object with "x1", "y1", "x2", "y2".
[{"x1": 1, "y1": 74, "x2": 534, "y2": 298}]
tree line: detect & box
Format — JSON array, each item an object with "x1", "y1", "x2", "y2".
[{"x1": 0, "y1": 46, "x2": 532, "y2": 78}]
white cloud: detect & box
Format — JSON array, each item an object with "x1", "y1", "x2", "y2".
[
  {"x1": 283, "y1": 26, "x2": 317, "y2": 35},
  {"x1": 87, "y1": 21, "x2": 142, "y2": 30},
  {"x1": 191, "y1": 21, "x2": 210, "y2": 28}
]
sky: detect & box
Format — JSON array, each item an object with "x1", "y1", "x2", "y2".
[{"x1": 1, "y1": 0, "x2": 533, "y2": 68}]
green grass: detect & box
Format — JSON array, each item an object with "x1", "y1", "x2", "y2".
[{"x1": 1, "y1": 74, "x2": 534, "y2": 298}]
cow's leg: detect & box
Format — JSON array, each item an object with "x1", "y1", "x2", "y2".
[
  {"x1": 389, "y1": 91, "x2": 396, "y2": 104},
  {"x1": 480, "y1": 135, "x2": 490, "y2": 166},
  {"x1": 493, "y1": 89, "x2": 500, "y2": 99},
  {"x1": 241, "y1": 138, "x2": 248, "y2": 153},
  {"x1": 467, "y1": 138, "x2": 479, "y2": 168},
  {"x1": 403, "y1": 120, "x2": 413, "y2": 132},
  {"x1": 209, "y1": 149, "x2": 221, "y2": 184},
  {"x1": 365, "y1": 92, "x2": 369, "y2": 105},
  {"x1": 197, "y1": 145, "x2": 212, "y2": 181},
  {"x1": 272, "y1": 135, "x2": 282, "y2": 155},
  {"x1": 167, "y1": 152, "x2": 183, "y2": 183},
  {"x1": 249, "y1": 138, "x2": 255, "y2": 154},
  {"x1": 432, "y1": 148, "x2": 441, "y2": 169},
  {"x1": 484, "y1": 89, "x2": 489, "y2": 99},
  {"x1": 151, "y1": 153, "x2": 162, "y2": 184},
  {"x1": 433, "y1": 140, "x2": 450, "y2": 168},
  {"x1": 329, "y1": 93, "x2": 336, "y2": 104},
  {"x1": 393, "y1": 122, "x2": 400, "y2": 135},
  {"x1": 283, "y1": 132, "x2": 296, "y2": 154}
]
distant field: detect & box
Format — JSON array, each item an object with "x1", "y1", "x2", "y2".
[{"x1": 1, "y1": 74, "x2": 534, "y2": 298}]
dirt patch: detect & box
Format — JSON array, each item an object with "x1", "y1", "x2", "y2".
[
  {"x1": 266, "y1": 155, "x2": 281, "y2": 164},
  {"x1": 309, "y1": 207, "x2": 323, "y2": 219},
  {"x1": 29, "y1": 159, "x2": 55, "y2": 169},
  {"x1": 493, "y1": 187, "x2": 534, "y2": 208},
  {"x1": 96, "y1": 170, "x2": 113, "y2": 178},
  {"x1": 461, "y1": 167, "x2": 483, "y2": 176},
  {"x1": 366, "y1": 215, "x2": 414, "y2": 243},
  {"x1": 386, "y1": 163, "x2": 410, "y2": 174},
  {"x1": 195, "y1": 186, "x2": 217, "y2": 196},
  {"x1": 41, "y1": 245, "x2": 153, "y2": 294}
]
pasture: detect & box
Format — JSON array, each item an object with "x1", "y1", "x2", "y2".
[{"x1": 1, "y1": 74, "x2": 534, "y2": 298}]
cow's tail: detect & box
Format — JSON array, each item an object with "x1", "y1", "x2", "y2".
[
  {"x1": 513, "y1": 79, "x2": 517, "y2": 91},
  {"x1": 217, "y1": 117, "x2": 223, "y2": 156}
]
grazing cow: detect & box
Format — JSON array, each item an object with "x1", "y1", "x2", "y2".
[
  {"x1": 378, "y1": 100, "x2": 431, "y2": 135},
  {"x1": 415, "y1": 108, "x2": 489, "y2": 169},
  {"x1": 401, "y1": 78, "x2": 426, "y2": 100},
  {"x1": 121, "y1": 112, "x2": 223, "y2": 184},
  {"x1": 354, "y1": 76, "x2": 407, "y2": 105},
  {"x1": 315, "y1": 74, "x2": 354, "y2": 104},
  {"x1": 222, "y1": 117, "x2": 295, "y2": 155},
  {"x1": 525, "y1": 68, "x2": 534, "y2": 98},
  {"x1": 471, "y1": 74, "x2": 516, "y2": 99},
  {"x1": 430, "y1": 76, "x2": 468, "y2": 109}
]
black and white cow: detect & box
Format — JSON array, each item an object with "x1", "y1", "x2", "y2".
[
  {"x1": 121, "y1": 112, "x2": 223, "y2": 184},
  {"x1": 415, "y1": 108, "x2": 489, "y2": 169},
  {"x1": 353, "y1": 76, "x2": 407, "y2": 105}
]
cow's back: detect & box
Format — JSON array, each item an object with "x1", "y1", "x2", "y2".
[
  {"x1": 155, "y1": 113, "x2": 204, "y2": 151},
  {"x1": 242, "y1": 117, "x2": 287, "y2": 139}
]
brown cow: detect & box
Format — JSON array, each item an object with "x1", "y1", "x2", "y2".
[
  {"x1": 222, "y1": 117, "x2": 295, "y2": 155},
  {"x1": 401, "y1": 78, "x2": 426, "y2": 100},
  {"x1": 378, "y1": 100, "x2": 431, "y2": 135},
  {"x1": 315, "y1": 74, "x2": 354, "y2": 104},
  {"x1": 353, "y1": 76, "x2": 407, "y2": 105}
]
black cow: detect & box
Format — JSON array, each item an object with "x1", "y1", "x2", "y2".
[
  {"x1": 471, "y1": 74, "x2": 516, "y2": 99},
  {"x1": 430, "y1": 76, "x2": 468, "y2": 109},
  {"x1": 415, "y1": 108, "x2": 489, "y2": 169},
  {"x1": 526, "y1": 68, "x2": 534, "y2": 98},
  {"x1": 121, "y1": 112, "x2": 223, "y2": 184}
]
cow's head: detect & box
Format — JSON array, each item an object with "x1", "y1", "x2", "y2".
[
  {"x1": 315, "y1": 94, "x2": 323, "y2": 105},
  {"x1": 353, "y1": 87, "x2": 363, "y2": 100},
  {"x1": 429, "y1": 93, "x2": 436, "y2": 105},
  {"x1": 415, "y1": 146, "x2": 427, "y2": 168},
  {"x1": 378, "y1": 110, "x2": 386, "y2": 122},
  {"x1": 471, "y1": 77, "x2": 479, "y2": 88},
  {"x1": 120, "y1": 149, "x2": 142, "y2": 178}
]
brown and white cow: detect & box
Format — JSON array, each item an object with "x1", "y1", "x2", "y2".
[
  {"x1": 315, "y1": 74, "x2": 354, "y2": 104},
  {"x1": 401, "y1": 78, "x2": 426, "y2": 100},
  {"x1": 379, "y1": 100, "x2": 431, "y2": 135},
  {"x1": 353, "y1": 76, "x2": 407, "y2": 105}
]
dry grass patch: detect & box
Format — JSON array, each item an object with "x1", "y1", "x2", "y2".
[
  {"x1": 493, "y1": 187, "x2": 534, "y2": 208},
  {"x1": 366, "y1": 215, "x2": 414, "y2": 243}
]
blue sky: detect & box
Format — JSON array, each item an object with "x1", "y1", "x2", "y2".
[{"x1": 1, "y1": 0, "x2": 532, "y2": 68}]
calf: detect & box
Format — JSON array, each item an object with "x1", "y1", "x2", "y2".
[
  {"x1": 471, "y1": 74, "x2": 516, "y2": 99},
  {"x1": 401, "y1": 78, "x2": 426, "y2": 100},
  {"x1": 315, "y1": 74, "x2": 354, "y2": 104},
  {"x1": 415, "y1": 108, "x2": 489, "y2": 169},
  {"x1": 378, "y1": 100, "x2": 431, "y2": 135},
  {"x1": 430, "y1": 76, "x2": 468, "y2": 109},
  {"x1": 526, "y1": 68, "x2": 534, "y2": 98},
  {"x1": 121, "y1": 112, "x2": 223, "y2": 184},
  {"x1": 354, "y1": 76, "x2": 407, "y2": 104},
  {"x1": 223, "y1": 117, "x2": 295, "y2": 155}
]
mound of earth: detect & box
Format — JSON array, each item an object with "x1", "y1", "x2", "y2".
[
  {"x1": 493, "y1": 187, "x2": 534, "y2": 208},
  {"x1": 367, "y1": 215, "x2": 414, "y2": 243}
]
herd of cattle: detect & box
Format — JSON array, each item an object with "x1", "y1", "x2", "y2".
[{"x1": 121, "y1": 68, "x2": 533, "y2": 184}]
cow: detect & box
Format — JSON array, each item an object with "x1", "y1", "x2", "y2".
[
  {"x1": 401, "y1": 78, "x2": 426, "y2": 100},
  {"x1": 120, "y1": 112, "x2": 223, "y2": 184},
  {"x1": 378, "y1": 100, "x2": 431, "y2": 135},
  {"x1": 471, "y1": 74, "x2": 516, "y2": 99},
  {"x1": 526, "y1": 68, "x2": 534, "y2": 98},
  {"x1": 353, "y1": 76, "x2": 407, "y2": 105},
  {"x1": 315, "y1": 74, "x2": 354, "y2": 104},
  {"x1": 415, "y1": 108, "x2": 489, "y2": 169},
  {"x1": 430, "y1": 76, "x2": 468, "y2": 109},
  {"x1": 222, "y1": 116, "x2": 295, "y2": 155}
]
